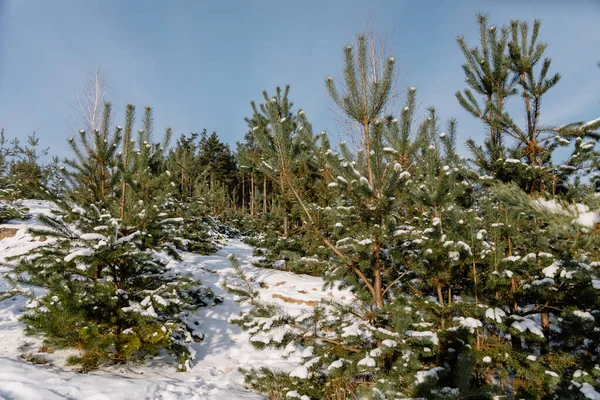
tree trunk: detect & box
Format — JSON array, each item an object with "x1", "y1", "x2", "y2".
[
  {"x1": 279, "y1": 173, "x2": 288, "y2": 237},
  {"x1": 119, "y1": 151, "x2": 130, "y2": 219},
  {"x1": 373, "y1": 241, "x2": 383, "y2": 307},
  {"x1": 99, "y1": 161, "x2": 105, "y2": 202},
  {"x1": 472, "y1": 256, "x2": 479, "y2": 306},
  {"x1": 241, "y1": 174, "x2": 246, "y2": 212},
  {"x1": 263, "y1": 176, "x2": 267, "y2": 213},
  {"x1": 120, "y1": 181, "x2": 127, "y2": 220},
  {"x1": 250, "y1": 174, "x2": 255, "y2": 217},
  {"x1": 541, "y1": 304, "x2": 550, "y2": 354},
  {"x1": 436, "y1": 283, "x2": 445, "y2": 329},
  {"x1": 363, "y1": 122, "x2": 375, "y2": 188}
]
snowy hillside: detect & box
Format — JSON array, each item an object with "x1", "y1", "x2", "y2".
[{"x1": 0, "y1": 201, "x2": 351, "y2": 400}]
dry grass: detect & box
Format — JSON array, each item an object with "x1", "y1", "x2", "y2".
[
  {"x1": 272, "y1": 293, "x2": 318, "y2": 306},
  {"x1": 0, "y1": 228, "x2": 18, "y2": 240}
]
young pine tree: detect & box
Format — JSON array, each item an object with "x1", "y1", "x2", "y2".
[{"x1": 13, "y1": 103, "x2": 215, "y2": 372}]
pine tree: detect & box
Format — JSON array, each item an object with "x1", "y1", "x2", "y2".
[
  {"x1": 245, "y1": 85, "x2": 298, "y2": 238},
  {"x1": 8, "y1": 132, "x2": 49, "y2": 199},
  {"x1": 12, "y1": 102, "x2": 217, "y2": 372},
  {"x1": 232, "y1": 32, "x2": 484, "y2": 399},
  {"x1": 456, "y1": 13, "x2": 516, "y2": 163},
  {"x1": 63, "y1": 102, "x2": 121, "y2": 207},
  {"x1": 15, "y1": 203, "x2": 209, "y2": 371},
  {"x1": 457, "y1": 16, "x2": 600, "y2": 194},
  {"x1": 0, "y1": 130, "x2": 28, "y2": 222},
  {"x1": 452, "y1": 15, "x2": 600, "y2": 399},
  {"x1": 243, "y1": 86, "x2": 328, "y2": 274},
  {"x1": 197, "y1": 130, "x2": 238, "y2": 194}
]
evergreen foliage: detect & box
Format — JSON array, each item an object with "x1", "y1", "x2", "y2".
[
  {"x1": 16, "y1": 205, "x2": 209, "y2": 371},
  {"x1": 11, "y1": 102, "x2": 221, "y2": 372},
  {"x1": 2, "y1": 11, "x2": 600, "y2": 399},
  {"x1": 232, "y1": 20, "x2": 600, "y2": 400}
]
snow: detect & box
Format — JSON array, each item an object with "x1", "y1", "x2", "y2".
[
  {"x1": 159, "y1": 217, "x2": 184, "y2": 225},
  {"x1": 341, "y1": 322, "x2": 363, "y2": 338},
  {"x1": 583, "y1": 117, "x2": 600, "y2": 128},
  {"x1": 115, "y1": 231, "x2": 140, "y2": 245},
  {"x1": 415, "y1": 367, "x2": 443, "y2": 384},
  {"x1": 573, "y1": 310, "x2": 595, "y2": 321},
  {"x1": 64, "y1": 248, "x2": 93, "y2": 262},
  {"x1": 542, "y1": 262, "x2": 561, "y2": 278},
  {"x1": 454, "y1": 317, "x2": 482, "y2": 333},
  {"x1": 327, "y1": 360, "x2": 344, "y2": 370},
  {"x1": 576, "y1": 212, "x2": 600, "y2": 228},
  {"x1": 531, "y1": 277, "x2": 554, "y2": 286},
  {"x1": 289, "y1": 366, "x2": 308, "y2": 379},
  {"x1": 357, "y1": 355, "x2": 376, "y2": 367},
  {"x1": 511, "y1": 316, "x2": 544, "y2": 337},
  {"x1": 80, "y1": 233, "x2": 108, "y2": 241},
  {"x1": 535, "y1": 199, "x2": 600, "y2": 229},
  {"x1": 574, "y1": 370, "x2": 588, "y2": 378},
  {"x1": 580, "y1": 383, "x2": 600, "y2": 400},
  {"x1": 369, "y1": 348, "x2": 382, "y2": 357},
  {"x1": 485, "y1": 308, "x2": 506, "y2": 324},
  {"x1": 0, "y1": 201, "x2": 356, "y2": 399},
  {"x1": 406, "y1": 330, "x2": 439, "y2": 345}
]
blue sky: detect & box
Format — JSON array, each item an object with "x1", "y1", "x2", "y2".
[{"x1": 0, "y1": 0, "x2": 598, "y2": 160}]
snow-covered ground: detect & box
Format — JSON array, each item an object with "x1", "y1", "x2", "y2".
[{"x1": 0, "y1": 201, "x2": 351, "y2": 400}]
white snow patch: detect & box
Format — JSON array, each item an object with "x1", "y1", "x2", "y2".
[
  {"x1": 415, "y1": 367, "x2": 443, "y2": 384},
  {"x1": 573, "y1": 310, "x2": 595, "y2": 321},
  {"x1": 511, "y1": 316, "x2": 544, "y2": 337},
  {"x1": 542, "y1": 262, "x2": 561, "y2": 278},
  {"x1": 454, "y1": 317, "x2": 482, "y2": 333},
  {"x1": 580, "y1": 382, "x2": 600, "y2": 400},
  {"x1": 357, "y1": 355, "x2": 376, "y2": 367},
  {"x1": 485, "y1": 308, "x2": 506, "y2": 324},
  {"x1": 64, "y1": 248, "x2": 93, "y2": 262},
  {"x1": 327, "y1": 360, "x2": 344, "y2": 370},
  {"x1": 289, "y1": 366, "x2": 309, "y2": 379},
  {"x1": 406, "y1": 330, "x2": 439, "y2": 345}
]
